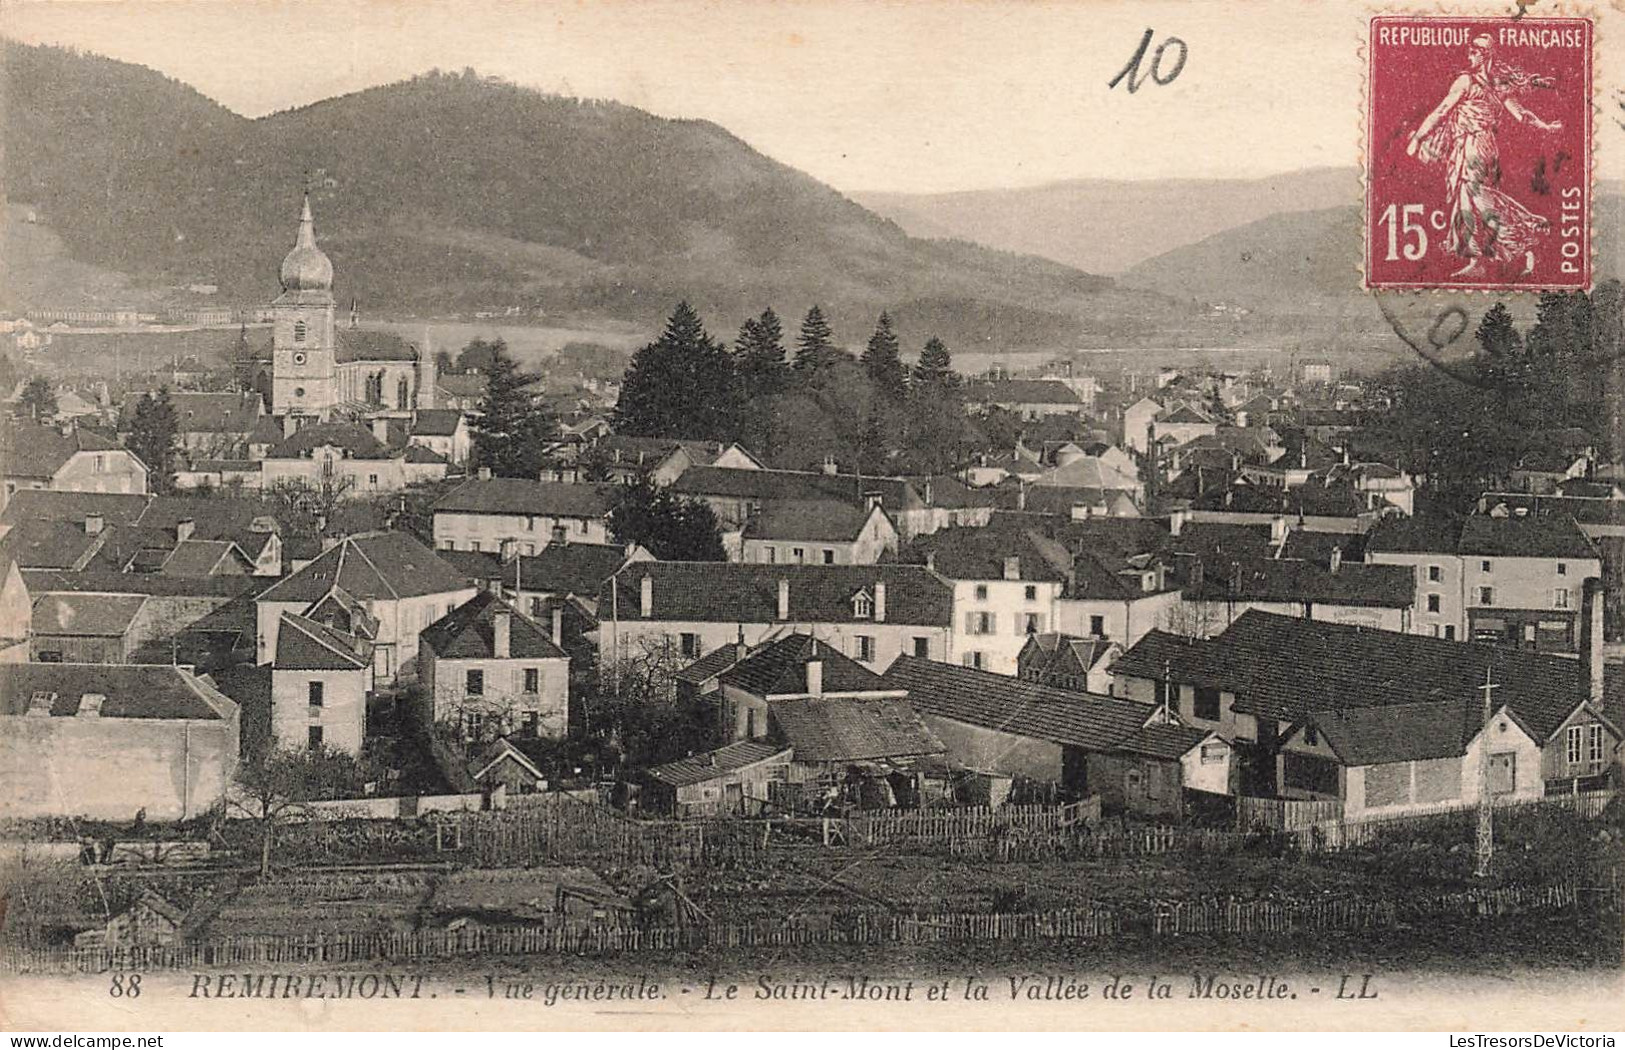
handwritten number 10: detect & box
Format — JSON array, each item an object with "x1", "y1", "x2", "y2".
[{"x1": 1109, "y1": 28, "x2": 1188, "y2": 92}]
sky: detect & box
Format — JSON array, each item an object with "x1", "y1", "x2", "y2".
[{"x1": 4, "y1": 0, "x2": 1621, "y2": 195}]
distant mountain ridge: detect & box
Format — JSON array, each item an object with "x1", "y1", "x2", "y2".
[{"x1": 1, "y1": 40, "x2": 1222, "y2": 350}]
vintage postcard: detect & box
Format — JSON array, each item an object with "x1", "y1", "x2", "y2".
[{"x1": 0, "y1": 0, "x2": 1622, "y2": 1035}]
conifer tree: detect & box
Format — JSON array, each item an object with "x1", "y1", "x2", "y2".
[
  {"x1": 128, "y1": 387, "x2": 179, "y2": 495},
  {"x1": 733, "y1": 307, "x2": 789, "y2": 402},
  {"x1": 793, "y1": 305, "x2": 843, "y2": 382},
  {"x1": 614, "y1": 301, "x2": 741, "y2": 440},
  {"x1": 469, "y1": 340, "x2": 557, "y2": 478},
  {"x1": 861, "y1": 311, "x2": 907, "y2": 402},
  {"x1": 912, "y1": 336, "x2": 958, "y2": 390}
]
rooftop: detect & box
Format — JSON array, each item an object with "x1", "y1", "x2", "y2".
[
  {"x1": 742, "y1": 500, "x2": 882, "y2": 543},
  {"x1": 274, "y1": 611, "x2": 371, "y2": 671},
  {"x1": 433, "y1": 477, "x2": 610, "y2": 519},
  {"x1": 257, "y1": 532, "x2": 472, "y2": 603},
  {"x1": 419, "y1": 590, "x2": 566, "y2": 661},
  {"x1": 720, "y1": 633, "x2": 898, "y2": 697},
  {"x1": 643, "y1": 741, "x2": 792, "y2": 788},
  {"x1": 769, "y1": 697, "x2": 943, "y2": 763},
  {"x1": 0, "y1": 663, "x2": 235, "y2": 720},
  {"x1": 602, "y1": 562, "x2": 953, "y2": 627}
]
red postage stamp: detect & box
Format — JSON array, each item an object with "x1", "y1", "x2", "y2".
[{"x1": 1365, "y1": 15, "x2": 1592, "y2": 291}]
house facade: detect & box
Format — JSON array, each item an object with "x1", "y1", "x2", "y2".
[
  {"x1": 270, "y1": 611, "x2": 373, "y2": 754},
  {"x1": 432, "y1": 476, "x2": 612, "y2": 554},
  {"x1": 418, "y1": 592, "x2": 571, "y2": 741},
  {"x1": 740, "y1": 501, "x2": 898, "y2": 566}
]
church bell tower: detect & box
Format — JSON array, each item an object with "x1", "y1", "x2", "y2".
[{"x1": 269, "y1": 194, "x2": 338, "y2": 421}]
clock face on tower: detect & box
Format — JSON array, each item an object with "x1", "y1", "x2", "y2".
[{"x1": 293, "y1": 352, "x2": 308, "y2": 366}]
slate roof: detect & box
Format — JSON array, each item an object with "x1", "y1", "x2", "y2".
[
  {"x1": 675, "y1": 642, "x2": 755, "y2": 686},
  {"x1": 0, "y1": 520, "x2": 100, "y2": 570},
  {"x1": 411, "y1": 409, "x2": 465, "y2": 437},
  {"x1": 720, "y1": 634, "x2": 898, "y2": 697},
  {"x1": 0, "y1": 422, "x2": 137, "y2": 480},
  {"x1": 419, "y1": 591, "x2": 566, "y2": 661},
  {"x1": 769, "y1": 697, "x2": 944, "y2": 762},
  {"x1": 1457, "y1": 515, "x2": 1598, "y2": 560},
  {"x1": 743, "y1": 500, "x2": 879, "y2": 543},
  {"x1": 0, "y1": 490, "x2": 150, "y2": 528},
  {"x1": 0, "y1": 663, "x2": 235, "y2": 720},
  {"x1": 433, "y1": 478, "x2": 609, "y2": 519},
  {"x1": 903, "y1": 526, "x2": 1072, "y2": 582},
  {"x1": 1364, "y1": 514, "x2": 1460, "y2": 555},
  {"x1": 1309, "y1": 700, "x2": 1489, "y2": 766},
  {"x1": 672, "y1": 467, "x2": 922, "y2": 510},
  {"x1": 335, "y1": 328, "x2": 417, "y2": 363},
  {"x1": 1021, "y1": 632, "x2": 1114, "y2": 681},
  {"x1": 513, "y1": 543, "x2": 631, "y2": 594},
  {"x1": 962, "y1": 380, "x2": 1082, "y2": 406},
  {"x1": 603, "y1": 563, "x2": 953, "y2": 626},
  {"x1": 1110, "y1": 610, "x2": 1593, "y2": 744},
  {"x1": 159, "y1": 540, "x2": 246, "y2": 576},
  {"x1": 437, "y1": 549, "x2": 507, "y2": 584},
  {"x1": 256, "y1": 532, "x2": 472, "y2": 603},
  {"x1": 644, "y1": 741, "x2": 792, "y2": 788},
  {"x1": 274, "y1": 612, "x2": 371, "y2": 671},
  {"x1": 1280, "y1": 530, "x2": 1367, "y2": 567},
  {"x1": 883, "y1": 654, "x2": 1159, "y2": 753},
  {"x1": 267, "y1": 422, "x2": 390, "y2": 459},
  {"x1": 121, "y1": 392, "x2": 260, "y2": 434},
  {"x1": 31, "y1": 593, "x2": 146, "y2": 637},
  {"x1": 1187, "y1": 557, "x2": 1415, "y2": 608},
  {"x1": 1118, "y1": 721, "x2": 1215, "y2": 760},
  {"x1": 22, "y1": 569, "x2": 261, "y2": 598}
]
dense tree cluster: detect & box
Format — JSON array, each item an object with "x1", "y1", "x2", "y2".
[
  {"x1": 468, "y1": 339, "x2": 558, "y2": 478},
  {"x1": 614, "y1": 301, "x2": 988, "y2": 474},
  {"x1": 606, "y1": 476, "x2": 726, "y2": 561}
]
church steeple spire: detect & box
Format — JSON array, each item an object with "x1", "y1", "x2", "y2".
[{"x1": 279, "y1": 192, "x2": 334, "y2": 293}]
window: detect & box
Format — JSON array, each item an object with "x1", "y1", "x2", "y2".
[
  {"x1": 1200, "y1": 742, "x2": 1226, "y2": 765},
  {"x1": 822, "y1": 549, "x2": 835, "y2": 565},
  {"x1": 967, "y1": 611, "x2": 995, "y2": 635},
  {"x1": 293, "y1": 320, "x2": 307, "y2": 343},
  {"x1": 792, "y1": 547, "x2": 805, "y2": 563},
  {"x1": 746, "y1": 708, "x2": 758, "y2": 738},
  {"x1": 1427, "y1": 594, "x2": 1441, "y2": 613},
  {"x1": 1303, "y1": 725, "x2": 1319, "y2": 747},
  {"x1": 1589, "y1": 724, "x2": 1605, "y2": 764},
  {"x1": 524, "y1": 668, "x2": 540, "y2": 694},
  {"x1": 974, "y1": 584, "x2": 989, "y2": 601},
  {"x1": 308, "y1": 681, "x2": 324, "y2": 707},
  {"x1": 856, "y1": 635, "x2": 876, "y2": 662},
  {"x1": 1567, "y1": 724, "x2": 1584, "y2": 766},
  {"x1": 470, "y1": 541, "x2": 481, "y2": 553},
  {"x1": 466, "y1": 669, "x2": 484, "y2": 696},
  {"x1": 1481, "y1": 560, "x2": 1492, "y2": 572},
  {"x1": 530, "y1": 598, "x2": 544, "y2": 616},
  {"x1": 1193, "y1": 686, "x2": 1221, "y2": 721},
  {"x1": 1444, "y1": 625, "x2": 1456, "y2": 640},
  {"x1": 765, "y1": 547, "x2": 777, "y2": 564},
  {"x1": 307, "y1": 725, "x2": 323, "y2": 749},
  {"x1": 1024, "y1": 585, "x2": 1037, "y2": 602},
  {"x1": 368, "y1": 474, "x2": 379, "y2": 487},
  {"x1": 1430, "y1": 624, "x2": 1442, "y2": 638},
  {"x1": 1022, "y1": 613, "x2": 1043, "y2": 634},
  {"x1": 961, "y1": 651, "x2": 985, "y2": 669},
  {"x1": 1427, "y1": 565, "x2": 1443, "y2": 583},
  {"x1": 913, "y1": 637, "x2": 930, "y2": 658},
  {"x1": 852, "y1": 591, "x2": 873, "y2": 619},
  {"x1": 1089, "y1": 615, "x2": 1106, "y2": 637},
  {"x1": 680, "y1": 632, "x2": 699, "y2": 657},
  {"x1": 1555, "y1": 588, "x2": 1570, "y2": 609},
  {"x1": 1478, "y1": 586, "x2": 1495, "y2": 606},
  {"x1": 1557, "y1": 562, "x2": 1567, "y2": 576},
  {"x1": 440, "y1": 540, "x2": 454, "y2": 551}
]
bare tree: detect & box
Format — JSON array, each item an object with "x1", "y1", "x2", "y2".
[{"x1": 228, "y1": 746, "x2": 365, "y2": 877}]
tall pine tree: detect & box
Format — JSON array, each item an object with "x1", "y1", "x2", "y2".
[
  {"x1": 1474, "y1": 302, "x2": 1525, "y2": 389},
  {"x1": 614, "y1": 301, "x2": 741, "y2": 440},
  {"x1": 128, "y1": 387, "x2": 179, "y2": 495},
  {"x1": 912, "y1": 336, "x2": 958, "y2": 390},
  {"x1": 861, "y1": 311, "x2": 907, "y2": 402},
  {"x1": 793, "y1": 305, "x2": 843, "y2": 382},
  {"x1": 469, "y1": 340, "x2": 557, "y2": 478}
]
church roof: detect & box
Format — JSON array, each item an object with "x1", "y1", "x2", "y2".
[{"x1": 335, "y1": 328, "x2": 418, "y2": 363}]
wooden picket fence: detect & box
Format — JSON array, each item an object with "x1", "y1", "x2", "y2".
[{"x1": 1286, "y1": 789, "x2": 1620, "y2": 852}]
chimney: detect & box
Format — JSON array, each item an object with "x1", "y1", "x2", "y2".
[
  {"x1": 84, "y1": 513, "x2": 103, "y2": 537},
  {"x1": 550, "y1": 604, "x2": 564, "y2": 648},
  {"x1": 924, "y1": 550, "x2": 937, "y2": 572},
  {"x1": 735, "y1": 626, "x2": 748, "y2": 664},
  {"x1": 1329, "y1": 545, "x2": 1342, "y2": 574},
  {"x1": 1269, "y1": 515, "x2": 1287, "y2": 544},
  {"x1": 873, "y1": 580, "x2": 887, "y2": 622},
  {"x1": 639, "y1": 575, "x2": 653, "y2": 618},
  {"x1": 1018, "y1": 481, "x2": 1027, "y2": 512},
  {"x1": 493, "y1": 607, "x2": 512, "y2": 659},
  {"x1": 923, "y1": 479, "x2": 934, "y2": 507},
  {"x1": 1581, "y1": 578, "x2": 1605, "y2": 705},
  {"x1": 176, "y1": 519, "x2": 195, "y2": 543},
  {"x1": 777, "y1": 578, "x2": 790, "y2": 621},
  {"x1": 806, "y1": 655, "x2": 823, "y2": 696},
  {"x1": 1168, "y1": 509, "x2": 1186, "y2": 538},
  {"x1": 76, "y1": 693, "x2": 105, "y2": 718},
  {"x1": 1003, "y1": 556, "x2": 1021, "y2": 580},
  {"x1": 822, "y1": 455, "x2": 838, "y2": 476},
  {"x1": 371, "y1": 417, "x2": 390, "y2": 445},
  {"x1": 478, "y1": 466, "x2": 492, "y2": 481},
  {"x1": 26, "y1": 692, "x2": 55, "y2": 717}
]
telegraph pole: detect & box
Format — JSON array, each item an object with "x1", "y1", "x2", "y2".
[{"x1": 1475, "y1": 666, "x2": 1500, "y2": 879}]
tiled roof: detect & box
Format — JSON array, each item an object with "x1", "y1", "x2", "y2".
[
  {"x1": 419, "y1": 591, "x2": 566, "y2": 661},
  {"x1": 769, "y1": 697, "x2": 944, "y2": 762},
  {"x1": 675, "y1": 642, "x2": 754, "y2": 686},
  {"x1": 267, "y1": 422, "x2": 390, "y2": 459},
  {"x1": 437, "y1": 374, "x2": 487, "y2": 398},
  {"x1": 1191, "y1": 479, "x2": 1364, "y2": 518},
  {"x1": 437, "y1": 549, "x2": 507, "y2": 584},
  {"x1": 1480, "y1": 494, "x2": 1625, "y2": 529},
  {"x1": 603, "y1": 562, "x2": 953, "y2": 626},
  {"x1": 962, "y1": 380, "x2": 1082, "y2": 406},
  {"x1": 644, "y1": 741, "x2": 791, "y2": 788},
  {"x1": 1309, "y1": 700, "x2": 1484, "y2": 766},
  {"x1": 411, "y1": 409, "x2": 465, "y2": 437},
  {"x1": 903, "y1": 526, "x2": 1072, "y2": 582},
  {"x1": 1280, "y1": 530, "x2": 1367, "y2": 567},
  {"x1": 1021, "y1": 632, "x2": 1113, "y2": 680},
  {"x1": 0, "y1": 520, "x2": 100, "y2": 570},
  {"x1": 1364, "y1": 514, "x2": 1460, "y2": 554},
  {"x1": 1160, "y1": 404, "x2": 1214, "y2": 425},
  {"x1": 433, "y1": 478, "x2": 609, "y2": 519},
  {"x1": 743, "y1": 500, "x2": 879, "y2": 543},
  {"x1": 673, "y1": 467, "x2": 922, "y2": 510},
  {"x1": 335, "y1": 328, "x2": 417, "y2": 363},
  {"x1": 901, "y1": 475, "x2": 1001, "y2": 510},
  {"x1": 1111, "y1": 610, "x2": 1592, "y2": 743},
  {"x1": 121, "y1": 392, "x2": 261, "y2": 435},
  {"x1": 0, "y1": 422, "x2": 135, "y2": 480},
  {"x1": 257, "y1": 532, "x2": 472, "y2": 603},
  {"x1": 274, "y1": 612, "x2": 371, "y2": 671},
  {"x1": 1187, "y1": 557, "x2": 1415, "y2": 608},
  {"x1": 720, "y1": 634, "x2": 896, "y2": 697},
  {"x1": 0, "y1": 663, "x2": 234, "y2": 720},
  {"x1": 402, "y1": 444, "x2": 448, "y2": 464},
  {"x1": 1117, "y1": 721, "x2": 1213, "y2": 760},
  {"x1": 883, "y1": 654, "x2": 1157, "y2": 753},
  {"x1": 31, "y1": 593, "x2": 146, "y2": 636},
  {"x1": 0, "y1": 490, "x2": 150, "y2": 528},
  {"x1": 1458, "y1": 515, "x2": 1598, "y2": 560},
  {"x1": 159, "y1": 539, "x2": 245, "y2": 576},
  {"x1": 513, "y1": 543, "x2": 631, "y2": 595},
  {"x1": 23, "y1": 569, "x2": 261, "y2": 598}
]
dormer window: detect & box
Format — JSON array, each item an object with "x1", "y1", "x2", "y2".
[
  {"x1": 293, "y1": 320, "x2": 307, "y2": 343},
  {"x1": 852, "y1": 590, "x2": 873, "y2": 620}
]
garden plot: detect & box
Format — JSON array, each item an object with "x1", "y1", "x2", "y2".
[
  {"x1": 203, "y1": 872, "x2": 433, "y2": 938},
  {"x1": 425, "y1": 867, "x2": 631, "y2": 927}
]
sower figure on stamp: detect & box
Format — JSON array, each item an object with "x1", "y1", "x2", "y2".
[{"x1": 1406, "y1": 33, "x2": 1563, "y2": 278}]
